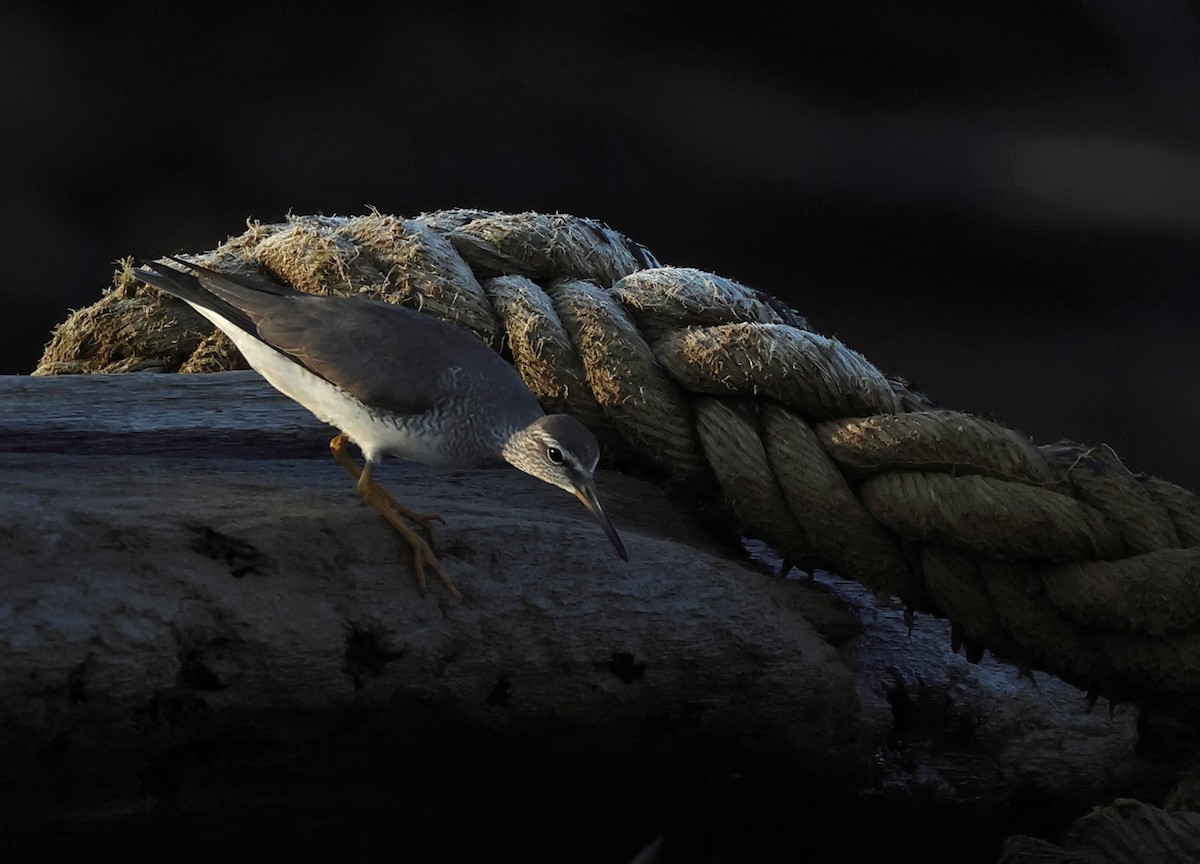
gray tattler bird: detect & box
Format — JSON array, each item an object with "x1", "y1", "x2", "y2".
[{"x1": 138, "y1": 257, "x2": 628, "y2": 599}]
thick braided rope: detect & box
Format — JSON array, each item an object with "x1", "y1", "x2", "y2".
[{"x1": 36, "y1": 210, "x2": 1200, "y2": 703}]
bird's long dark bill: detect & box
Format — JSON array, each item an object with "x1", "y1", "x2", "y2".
[{"x1": 574, "y1": 484, "x2": 629, "y2": 561}]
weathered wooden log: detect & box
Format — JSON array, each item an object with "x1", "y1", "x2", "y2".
[
  {"x1": 0, "y1": 373, "x2": 1181, "y2": 860},
  {"x1": 997, "y1": 799, "x2": 1200, "y2": 864}
]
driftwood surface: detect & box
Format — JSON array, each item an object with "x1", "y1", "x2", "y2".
[{"x1": 0, "y1": 372, "x2": 1183, "y2": 862}]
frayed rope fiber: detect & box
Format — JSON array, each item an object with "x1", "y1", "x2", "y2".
[{"x1": 36, "y1": 209, "x2": 1200, "y2": 704}]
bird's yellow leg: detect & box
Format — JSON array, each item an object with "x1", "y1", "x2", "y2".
[
  {"x1": 328, "y1": 433, "x2": 460, "y2": 600},
  {"x1": 328, "y1": 433, "x2": 444, "y2": 534}
]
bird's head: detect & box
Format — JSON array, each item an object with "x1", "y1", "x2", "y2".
[{"x1": 501, "y1": 414, "x2": 628, "y2": 561}]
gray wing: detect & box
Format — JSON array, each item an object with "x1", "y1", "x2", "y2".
[
  {"x1": 145, "y1": 260, "x2": 530, "y2": 418},
  {"x1": 251, "y1": 291, "x2": 523, "y2": 418}
]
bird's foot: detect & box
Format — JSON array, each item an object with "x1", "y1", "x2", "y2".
[
  {"x1": 404, "y1": 530, "x2": 461, "y2": 601},
  {"x1": 358, "y1": 481, "x2": 461, "y2": 600},
  {"x1": 329, "y1": 433, "x2": 461, "y2": 598},
  {"x1": 372, "y1": 486, "x2": 445, "y2": 547}
]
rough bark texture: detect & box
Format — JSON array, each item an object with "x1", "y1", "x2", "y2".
[
  {"x1": 998, "y1": 799, "x2": 1200, "y2": 864},
  {"x1": 0, "y1": 373, "x2": 1187, "y2": 862}
]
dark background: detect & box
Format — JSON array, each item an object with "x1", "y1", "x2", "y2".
[
  {"x1": 2, "y1": 4, "x2": 1199, "y2": 861},
  {"x1": 3, "y1": 2, "x2": 1199, "y2": 491}
]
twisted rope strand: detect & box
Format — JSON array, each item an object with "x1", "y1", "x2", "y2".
[{"x1": 34, "y1": 209, "x2": 1200, "y2": 702}]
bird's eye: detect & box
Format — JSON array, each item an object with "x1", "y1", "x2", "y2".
[{"x1": 546, "y1": 446, "x2": 564, "y2": 465}]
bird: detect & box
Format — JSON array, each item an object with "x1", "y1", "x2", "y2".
[{"x1": 138, "y1": 256, "x2": 628, "y2": 599}]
